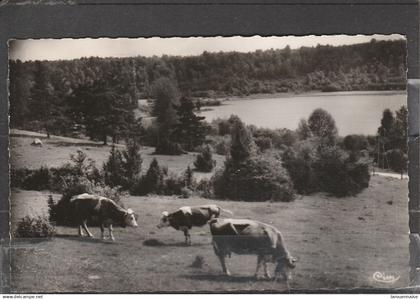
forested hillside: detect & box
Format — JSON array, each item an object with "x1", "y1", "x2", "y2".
[{"x1": 9, "y1": 39, "x2": 406, "y2": 135}]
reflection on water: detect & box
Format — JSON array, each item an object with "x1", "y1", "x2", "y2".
[{"x1": 200, "y1": 91, "x2": 407, "y2": 136}]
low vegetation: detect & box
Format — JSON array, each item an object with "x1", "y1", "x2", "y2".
[{"x1": 15, "y1": 216, "x2": 56, "y2": 238}]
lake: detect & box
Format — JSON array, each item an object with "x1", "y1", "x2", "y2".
[{"x1": 199, "y1": 91, "x2": 407, "y2": 136}]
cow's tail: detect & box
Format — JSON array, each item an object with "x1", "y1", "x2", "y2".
[{"x1": 218, "y1": 206, "x2": 233, "y2": 215}]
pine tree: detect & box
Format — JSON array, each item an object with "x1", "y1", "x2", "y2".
[
  {"x1": 194, "y1": 145, "x2": 216, "y2": 172},
  {"x1": 174, "y1": 97, "x2": 207, "y2": 151},
  {"x1": 71, "y1": 77, "x2": 136, "y2": 144},
  {"x1": 151, "y1": 78, "x2": 181, "y2": 154},
  {"x1": 103, "y1": 145, "x2": 126, "y2": 188},
  {"x1": 30, "y1": 61, "x2": 55, "y2": 138},
  {"x1": 184, "y1": 166, "x2": 194, "y2": 188},
  {"x1": 143, "y1": 158, "x2": 165, "y2": 193},
  {"x1": 394, "y1": 105, "x2": 408, "y2": 153},
  {"x1": 229, "y1": 116, "x2": 257, "y2": 163},
  {"x1": 9, "y1": 60, "x2": 30, "y2": 128},
  {"x1": 122, "y1": 139, "x2": 143, "y2": 186}
]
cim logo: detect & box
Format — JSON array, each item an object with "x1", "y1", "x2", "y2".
[{"x1": 372, "y1": 271, "x2": 400, "y2": 284}]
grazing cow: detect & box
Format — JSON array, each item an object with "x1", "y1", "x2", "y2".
[
  {"x1": 70, "y1": 193, "x2": 138, "y2": 241},
  {"x1": 157, "y1": 204, "x2": 233, "y2": 245},
  {"x1": 31, "y1": 138, "x2": 43, "y2": 146},
  {"x1": 209, "y1": 218, "x2": 297, "y2": 283}
]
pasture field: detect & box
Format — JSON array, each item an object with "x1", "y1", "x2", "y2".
[
  {"x1": 10, "y1": 132, "x2": 225, "y2": 180},
  {"x1": 10, "y1": 175, "x2": 408, "y2": 293}
]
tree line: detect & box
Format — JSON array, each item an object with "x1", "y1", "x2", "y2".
[{"x1": 10, "y1": 39, "x2": 406, "y2": 137}]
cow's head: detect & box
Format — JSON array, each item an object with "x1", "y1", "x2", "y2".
[
  {"x1": 157, "y1": 211, "x2": 170, "y2": 228},
  {"x1": 274, "y1": 255, "x2": 297, "y2": 281},
  {"x1": 123, "y1": 208, "x2": 138, "y2": 228}
]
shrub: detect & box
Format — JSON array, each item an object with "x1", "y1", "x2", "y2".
[
  {"x1": 103, "y1": 145, "x2": 127, "y2": 188},
  {"x1": 190, "y1": 255, "x2": 206, "y2": 268},
  {"x1": 251, "y1": 127, "x2": 297, "y2": 150},
  {"x1": 11, "y1": 167, "x2": 50, "y2": 191},
  {"x1": 131, "y1": 158, "x2": 166, "y2": 196},
  {"x1": 307, "y1": 108, "x2": 338, "y2": 145},
  {"x1": 181, "y1": 187, "x2": 193, "y2": 198},
  {"x1": 386, "y1": 149, "x2": 407, "y2": 176},
  {"x1": 154, "y1": 139, "x2": 186, "y2": 155},
  {"x1": 49, "y1": 150, "x2": 102, "y2": 192},
  {"x1": 282, "y1": 140, "x2": 319, "y2": 194},
  {"x1": 194, "y1": 145, "x2": 216, "y2": 172},
  {"x1": 47, "y1": 195, "x2": 56, "y2": 223},
  {"x1": 213, "y1": 155, "x2": 295, "y2": 202},
  {"x1": 122, "y1": 139, "x2": 143, "y2": 187},
  {"x1": 163, "y1": 174, "x2": 184, "y2": 195},
  {"x1": 207, "y1": 135, "x2": 231, "y2": 155},
  {"x1": 314, "y1": 146, "x2": 370, "y2": 197},
  {"x1": 342, "y1": 134, "x2": 369, "y2": 152},
  {"x1": 254, "y1": 136, "x2": 273, "y2": 152},
  {"x1": 15, "y1": 216, "x2": 55, "y2": 238},
  {"x1": 196, "y1": 178, "x2": 213, "y2": 198},
  {"x1": 183, "y1": 166, "x2": 195, "y2": 189}
]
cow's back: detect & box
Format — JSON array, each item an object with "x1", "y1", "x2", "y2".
[
  {"x1": 70, "y1": 194, "x2": 102, "y2": 221},
  {"x1": 190, "y1": 207, "x2": 213, "y2": 227},
  {"x1": 210, "y1": 219, "x2": 277, "y2": 255}
]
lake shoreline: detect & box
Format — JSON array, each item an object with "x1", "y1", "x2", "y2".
[
  {"x1": 198, "y1": 90, "x2": 407, "y2": 136},
  {"x1": 216, "y1": 89, "x2": 407, "y2": 103}
]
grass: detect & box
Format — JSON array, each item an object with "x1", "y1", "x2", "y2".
[
  {"x1": 9, "y1": 131, "x2": 410, "y2": 292},
  {"x1": 10, "y1": 175, "x2": 408, "y2": 293},
  {"x1": 10, "y1": 134, "x2": 225, "y2": 181}
]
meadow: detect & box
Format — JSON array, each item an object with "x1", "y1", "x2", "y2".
[{"x1": 9, "y1": 133, "x2": 409, "y2": 293}]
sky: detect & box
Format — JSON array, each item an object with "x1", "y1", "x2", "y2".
[{"x1": 9, "y1": 34, "x2": 404, "y2": 62}]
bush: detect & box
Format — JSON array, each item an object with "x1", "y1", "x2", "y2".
[
  {"x1": 183, "y1": 166, "x2": 195, "y2": 189},
  {"x1": 11, "y1": 167, "x2": 50, "y2": 191},
  {"x1": 190, "y1": 255, "x2": 206, "y2": 268},
  {"x1": 386, "y1": 149, "x2": 407, "y2": 175},
  {"x1": 15, "y1": 216, "x2": 55, "y2": 238},
  {"x1": 254, "y1": 136, "x2": 273, "y2": 152},
  {"x1": 283, "y1": 138, "x2": 370, "y2": 197},
  {"x1": 47, "y1": 195, "x2": 56, "y2": 223},
  {"x1": 282, "y1": 140, "x2": 319, "y2": 194},
  {"x1": 207, "y1": 135, "x2": 231, "y2": 155},
  {"x1": 131, "y1": 158, "x2": 167, "y2": 196},
  {"x1": 342, "y1": 134, "x2": 369, "y2": 152},
  {"x1": 181, "y1": 187, "x2": 193, "y2": 198},
  {"x1": 103, "y1": 145, "x2": 127, "y2": 188},
  {"x1": 314, "y1": 146, "x2": 370, "y2": 197},
  {"x1": 250, "y1": 127, "x2": 297, "y2": 150},
  {"x1": 194, "y1": 145, "x2": 216, "y2": 172},
  {"x1": 163, "y1": 174, "x2": 184, "y2": 195},
  {"x1": 196, "y1": 178, "x2": 213, "y2": 198},
  {"x1": 50, "y1": 150, "x2": 102, "y2": 192},
  {"x1": 213, "y1": 155, "x2": 295, "y2": 202},
  {"x1": 122, "y1": 139, "x2": 143, "y2": 187}
]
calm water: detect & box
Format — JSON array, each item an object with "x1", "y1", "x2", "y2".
[{"x1": 200, "y1": 91, "x2": 407, "y2": 136}]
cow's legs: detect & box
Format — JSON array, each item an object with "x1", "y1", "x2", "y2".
[
  {"x1": 100, "y1": 224, "x2": 105, "y2": 240},
  {"x1": 82, "y1": 220, "x2": 94, "y2": 238},
  {"x1": 217, "y1": 254, "x2": 231, "y2": 276},
  {"x1": 182, "y1": 227, "x2": 191, "y2": 245},
  {"x1": 109, "y1": 224, "x2": 115, "y2": 241},
  {"x1": 255, "y1": 255, "x2": 263, "y2": 278},
  {"x1": 78, "y1": 225, "x2": 85, "y2": 237},
  {"x1": 263, "y1": 260, "x2": 271, "y2": 279}
]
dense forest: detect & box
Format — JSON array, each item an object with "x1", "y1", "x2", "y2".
[{"x1": 9, "y1": 39, "x2": 406, "y2": 138}]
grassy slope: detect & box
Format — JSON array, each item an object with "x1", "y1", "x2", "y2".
[
  {"x1": 10, "y1": 132, "x2": 409, "y2": 292},
  {"x1": 11, "y1": 175, "x2": 408, "y2": 293},
  {"x1": 10, "y1": 135, "x2": 225, "y2": 180}
]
